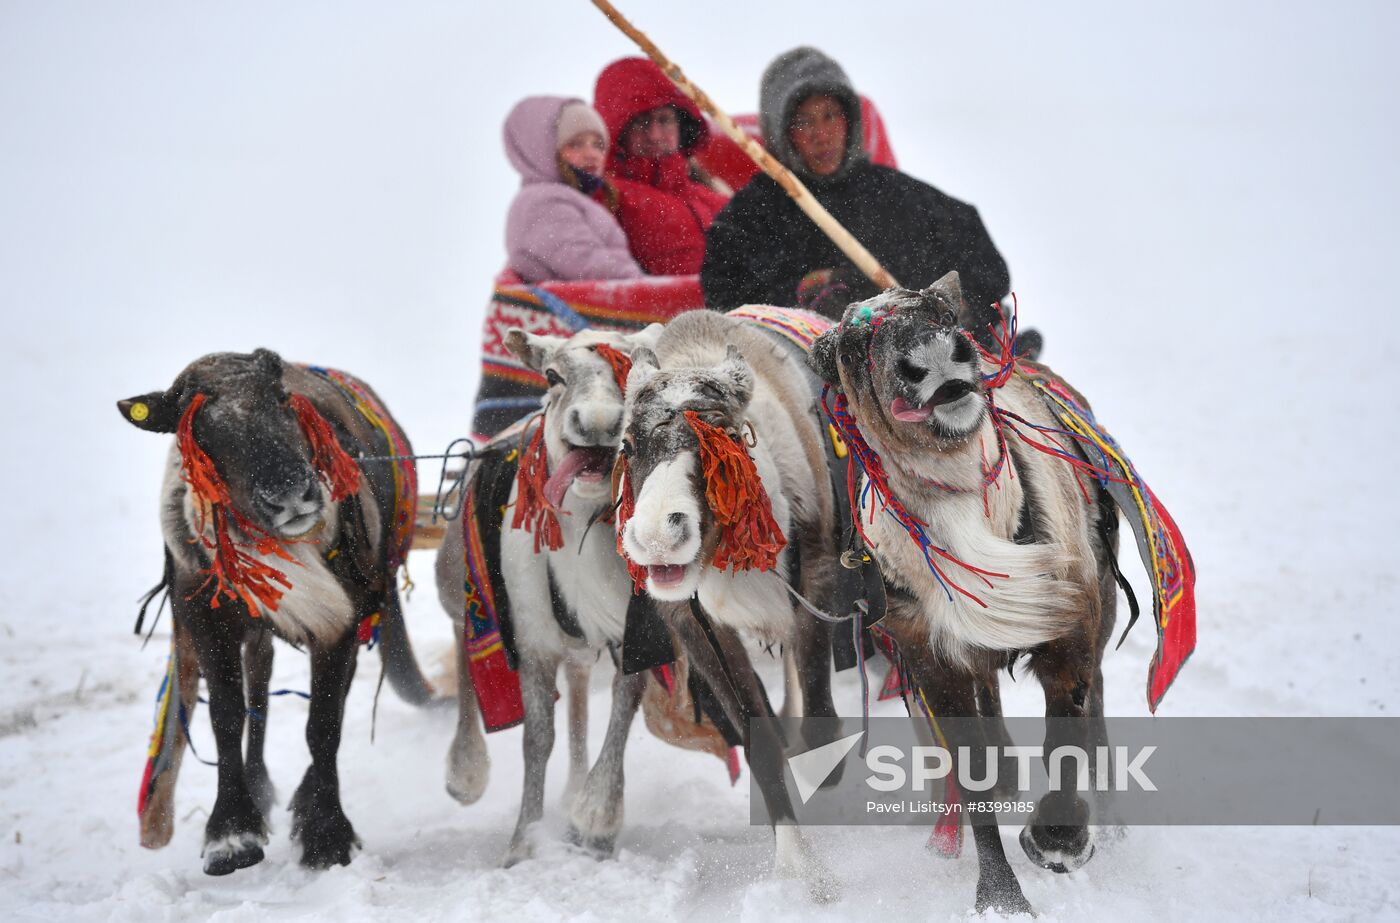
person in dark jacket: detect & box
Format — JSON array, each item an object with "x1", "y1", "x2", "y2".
[{"x1": 701, "y1": 47, "x2": 1016, "y2": 344}]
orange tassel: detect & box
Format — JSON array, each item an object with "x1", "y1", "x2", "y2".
[
  {"x1": 176, "y1": 394, "x2": 298, "y2": 613},
  {"x1": 593, "y1": 342, "x2": 633, "y2": 392},
  {"x1": 612, "y1": 455, "x2": 647, "y2": 591},
  {"x1": 290, "y1": 394, "x2": 361, "y2": 502},
  {"x1": 512, "y1": 422, "x2": 564, "y2": 552},
  {"x1": 684, "y1": 411, "x2": 786, "y2": 572}
]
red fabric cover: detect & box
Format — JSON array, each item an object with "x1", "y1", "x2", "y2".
[
  {"x1": 470, "y1": 647, "x2": 525, "y2": 732},
  {"x1": 488, "y1": 272, "x2": 704, "y2": 318},
  {"x1": 1146, "y1": 490, "x2": 1197, "y2": 712},
  {"x1": 691, "y1": 98, "x2": 898, "y2": 193}
]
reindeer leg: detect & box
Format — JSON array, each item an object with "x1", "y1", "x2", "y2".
[
  {"x1": 445, "y1": 613, "x2": 490, "y2": 805},
  {"x1": 438, "y1": 521, "x2": 491, "y2": 805},
  {"x1": 566, "y1": 664, "x2": 644, "y2": 858},
  {"x1": 560, "y1": 654, "x2": 591, "y2": 810},
  {"x1": 794, "y1": 530, "x2": 839, "y2": 724},
  {"x1": 186, "y1": 608, "x2": 268, "y2": 876},
  {"x1": 243, "y1": 627, "x2": 277, "y2": 818},
  {"x1": 290, "y1": 631, "x2": 360, "y2": 869},
  {"x1": 671, "y1": 611, "x2": 839, "y2": 904},
  {"x1": 897, "y1": 640, "x2": 1031, "y2": 915},
  {"x1": 1092, "y1": 546, "x2": 1125, "y2": 838},
  {"x1": 791, "y1": 614, "x2": 844, "y2": 784},
  {"x1": 504, "y1": 653, "x2": 559, "y2": 867},
  {"x1": 977, "y1": 681, "x2": 1022, "y2": 801},
  {"x1": 1021, "y1": 630, "x2": 1099, "y2": 875}
]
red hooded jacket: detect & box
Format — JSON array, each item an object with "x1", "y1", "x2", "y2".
[{"x1": 594, "y1": 58, "x2": 728, "y2": 276}]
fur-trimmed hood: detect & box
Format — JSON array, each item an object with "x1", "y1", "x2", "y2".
[{"x1": 759, "y1": 46, "x2": 866, "y2": 184}]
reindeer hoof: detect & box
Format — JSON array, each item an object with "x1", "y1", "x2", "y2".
[
  {"x1": 446, "y1": 775, "x2": 488, "y2": 806},
  {"x1": 293, "y1": 812, "x2": 361, "y2": 869},
  {"x1": 502, "y1": 838, "x2": 535, "y2": 868},
  {"x1": 297, "y1": 825, "x2": 361, "y2": 869},
  {"x1": 290, "y1": 795, "x2": 360, "y2": 869},
  {"x1": 445, "y1": 739, "x2": 490, "y2": 805},
  {"x1": 1020, "y1": 823, "x2": 1093, "y2": 874},
  {"x1": 202, "y1": 832, "x2": 267, "y2": 876},
  {"x1": 564, "y1": 823, "x2": 617, "y2": 860},
  {"x1": 975, "y1": 879, "x2": 1034, "y2": 916}
]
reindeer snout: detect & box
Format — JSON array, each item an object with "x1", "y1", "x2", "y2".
[
  {"x1": 564, "y1": 403, "x2": 622, "y2": 447},
  {"x1": 254, "y1": 476, "x2": 324, "y2": 534},
  {"x1": 622, "y1": 455, "x2": 703, "y2": 567},
  {"x1": 625, "y1": 509, "x2": 698, "y2": 563}
]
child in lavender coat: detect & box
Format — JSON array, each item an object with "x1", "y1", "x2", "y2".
[{"x1": 503, "y1": 96, "x2": 642, "y2": 282}]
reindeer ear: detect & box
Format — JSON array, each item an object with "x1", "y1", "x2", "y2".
[
  {"x1": 251, "y1": 348, "x2": 284, "y2": 381},
  {"x1": 504, "y1": 329, "x2": 566, "y2": 373},
  {"x1": 808, "y1": 329, "x2": 841, "y2": 387},
  {"x1": 718, "y1": 345, "x2": 754, "y2": 409},
  {"x1": 625, "y1": 347, "x2": 659, "y2": 394},
  {"x1": 625, "y1": 323, "x2": 665, "y2": 354},
  {"x1": 118, "y1": 390, "x2": 180, "y2": 433},
  {"x1": 922, "y1": 271, "x2": 969, "y2": 326}
]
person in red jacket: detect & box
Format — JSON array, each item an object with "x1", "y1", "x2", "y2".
[{"x1": 594, "y1": 57, "x2": 728, "y2": 275}]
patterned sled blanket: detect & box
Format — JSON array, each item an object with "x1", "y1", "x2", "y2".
[
  {"x1": 1016, "y1": 365, "x2": 1197, "y2": 711},
  {"x1": 472, "y1": 277, "x2": 706, "y2": 438}
]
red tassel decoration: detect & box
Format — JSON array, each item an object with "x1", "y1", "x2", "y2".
[
  {"x1": 290, "y1": 394, "x2": 361, "y2": 502},
  {"x1": 612, "y1": 455, "x2": 648, "y2": 591},
  {"x1": 592, "y1": 342, "x2": 633, "y2": 393},
  {"x1": 683, "y1": 411, "x2": 786, "y2": 573},
  {"x1": 512, "y1": 422, "x2": 564, "y2": 552},
  {"x1": 176, "y1": 394, "x2": 297, "y2": 613}
]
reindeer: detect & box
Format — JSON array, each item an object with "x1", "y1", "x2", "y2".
[
  {"x1": 806, "y1": 273, "x2": 1122, "y2": 915},
  {"x1": 616, "y1": 309, "x2": 847, "y2": 900},
  {"x1": 119, "y1": 348, "x2": 435, "y2": 875},
  {"x1": 436, "y1": 324, "x2": 681, "y2": 865}
]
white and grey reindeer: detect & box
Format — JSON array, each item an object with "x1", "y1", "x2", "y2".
[
  {"x1": 436, "y1": 324, "x2": 678, "y2": 864},
  {"x1": 806, "y1": 272, "x2": 1123, "y2": 916},
  {"x1": 616, "y1": 309, "x2": 847, "y2": 901}
]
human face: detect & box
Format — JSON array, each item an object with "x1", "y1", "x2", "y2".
[
  {"x1": 559, "y1": 131, "x2": 607, "y2": 175},
  {"x1": 788, "y1": 94, "x2": 849, "y2": 176},
  {"x1": 621, "y1": 105, "x2": 682, "y2": 159}
]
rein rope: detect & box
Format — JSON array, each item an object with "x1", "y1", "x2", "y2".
[
  {"x1": 822, "y1": 387, "x2": 1007, "y2": 608},
  {"x1": 818, "y1": 295, "x2": 1030, "y2": 608}
]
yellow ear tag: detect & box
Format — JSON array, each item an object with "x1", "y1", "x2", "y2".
[
  {"x1": 130, "y1": 402, "x2": 150, "y2": 422},
  {"x1": 828, "y1": 423, "x2": 848, "y2": 459}
]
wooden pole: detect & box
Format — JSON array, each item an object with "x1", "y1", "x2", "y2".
[{"x1": 589, "y1": 0, "x2": 900, "y2": 290}]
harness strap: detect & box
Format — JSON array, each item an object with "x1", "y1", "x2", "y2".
[
  {"x1": 687, "y1": 595, "x2": 775, "y2": 736},
  {"x1": 1108, "y1": 538, "x2": 1142, "y2": 651},
  {"x1": 546, "y1": 568, "x2": 585, "y2": 640}
]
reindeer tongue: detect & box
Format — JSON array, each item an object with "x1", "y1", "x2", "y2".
[
  {"x1": 890, "y1": 397, "x2": 934, "y2": 422},
  {"x1": 543, "y1": 447, "x2": 613, "y2": 507},
  {"x1": 648, "y1": 564, "x2": 686, "y2": 587}
]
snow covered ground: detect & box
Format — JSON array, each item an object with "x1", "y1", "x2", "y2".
[{"x1": 2, "y1": 1, "x2": 1398, "y2": 919}]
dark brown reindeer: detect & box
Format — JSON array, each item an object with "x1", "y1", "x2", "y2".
[
  {"x1": 119, "y1": 348, "x2": 434, "y2": 875},
  {"x1": 808, "y1": 274, "x2": 1121, "y2": 915}
]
